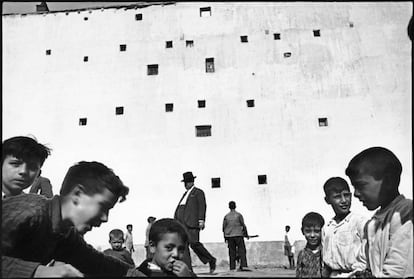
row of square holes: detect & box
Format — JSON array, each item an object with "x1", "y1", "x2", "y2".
[
  {"x1": 44, "y1": 30, "x2": 320, "y2": 60},
  {"x1": 211, "y1": 175, "x2": 268, "y2": 188}
]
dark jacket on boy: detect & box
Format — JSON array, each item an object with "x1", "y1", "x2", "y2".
[
  {"x1": 103, "y1": 247, "x2": 135, "y2": 266},
  {"x1": 1, "y1": 194, "x2": 133, "y2": 278}
]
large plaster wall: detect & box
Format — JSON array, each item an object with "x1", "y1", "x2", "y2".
[{"x1": 2, "y1": 2, "x2": 412, "y2": 247}]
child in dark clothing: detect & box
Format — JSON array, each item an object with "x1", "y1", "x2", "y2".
[
  {"x1": 2, "y1": 136, "x2": 51, "y2": 198},
  {"x1": 137, "y1": 218, "x2": 196, "y2": 277},
  {"x1": 104, "y1": 229, "x2": 135, "y2": 266},
  {"x1": 1, "y1": 161, "x2": 144, "y2": 278},
  {"x1": 296, "y1": 212, "x2": 325, "y2": 278}
]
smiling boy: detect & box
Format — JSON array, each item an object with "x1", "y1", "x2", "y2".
[
  {"x1": 1, "y1": 161, "x2": 142, "y2": 278},
  {"x1": 137, "y1": 218, "x2": 195, "y2": 277},
  {"x1": 296, "y1": 212, "x2": 325, "y2": 278},
  {"x1": 2, "y1": 136, "x2": 51, "y2": 198},
  {"x1": 321, "y1": 177, "x2": 368, "y2": 277},
  {"x1": 346, "y1": 147, "x2": 413, "y2": 277}
]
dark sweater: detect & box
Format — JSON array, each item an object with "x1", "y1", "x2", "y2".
[
  {"x1": 1, "y1": 194, "x2": 132, "y2": 278},
  {"x1": 103, "y1": 248, "x2": 135, "y2": 266}
]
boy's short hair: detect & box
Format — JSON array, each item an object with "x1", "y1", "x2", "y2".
[
  {"x1": 345, "y1": 147, "x2": 402, "y2": 189},
  {"x1": 285, "y1": 225, "x2": 290, "y2": 230},
  {"x1": 2, "y1": 136, "x2": 51, "y2": 166},
  {"x1": 59, "y1": 161, "x2": 129, "y2": 202},
  {"x1": 229, "y1": 201, "x2": 236, "y2": 209},
  {"x1": 149, "y1": 218, "x2": 188, "y2": 245},
  {"x1": 301, "y1": 212, "x2": 325, "y2": 229},
  {"x1": 323, "y1": 177, "x2": 350, "y2": 196},
  {"x1": 109, "y1": 229, "x2": 124, "y2": 240},
  {"x1": 126, "y1": 224, "x2": 133, "y2": 229},
  {"x1": 147, "y1": 216, "x2": 156, "y2": 223}
]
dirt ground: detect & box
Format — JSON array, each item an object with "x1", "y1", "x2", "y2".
[{"x1": 193, "y1": 265, "x2": 296, "y2": 277}]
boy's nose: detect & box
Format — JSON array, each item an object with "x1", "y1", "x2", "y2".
[
  {"x1": 100, "y1": 212, "x2": 108, "y2": 222},
  {"x1": 354, "y1": 189, "x2": 360, "y2": 198},
  {"x1": 18, "y1": 164, "x2": 29, "y2": 175},
  {"x1": 171, "y1": 248, "x2": 178, "y2": 258}
]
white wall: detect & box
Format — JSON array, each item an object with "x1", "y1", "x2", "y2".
[{"x1": 2, "y1": 2, "x2": 412, "y2": 248}]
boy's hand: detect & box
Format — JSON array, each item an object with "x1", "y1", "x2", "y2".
[
  {"x1": 34, "y1": 264, "x2": 84, "y2": 277},
  {"x1": 172, "y1": 260, "x2": 192, "y2": 277}
]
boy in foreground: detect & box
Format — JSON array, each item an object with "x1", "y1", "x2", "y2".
[
  {"x1": 2, "y1": 136, "x2": 51, "y2": 198},
  {"x1": 2, "y1": 161, "x2": 143, "y2": 278},
  {"x1": 104, "y1": 229, "x2": 135, "y2": 266},
  {"x1": 321, "y1": 177, "x2": 367, "y2": 277},
  {"x1": 137, "y1": 218, "x2": 195, "y2": 277},
  {"x1": 346, "y1": 146, "x2": 413, "y2": 277},
  {"x1": 296, "y1": 212, "x2": 325, "y2": 278}
]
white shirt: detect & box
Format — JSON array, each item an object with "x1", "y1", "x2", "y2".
[{"x1": 179, "y1": 185, "x2": 195, "y2": 205}]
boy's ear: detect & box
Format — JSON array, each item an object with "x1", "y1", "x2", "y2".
[
  {"x1": 149, "y1": 240, "x2": 156, "y2": 253},
  {"x1": 71, "y1": 184, "x2": 86, "y2": 205}
]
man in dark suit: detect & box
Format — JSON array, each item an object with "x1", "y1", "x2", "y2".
[{"x1": 174, "y1": 171, "x2": 217, "y2": 274}]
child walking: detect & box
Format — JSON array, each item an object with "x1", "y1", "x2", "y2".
[
  {"x1": 346, "y1": 147, "x2": 413, "y2": 277},
  {"x1": 296, "y1": 212, "x2": 325, "y2": 278}
]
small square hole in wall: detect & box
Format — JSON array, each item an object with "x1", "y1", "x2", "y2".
[
  {"x1": 115, "y1": 106, "x2": 124, "y2": 115},
  {"x1": 258, "y1": 175, "x2": 267, "y2": 185},
  {"x1": 147, "y1": 64, "x2": 159, "y2": 75},
  {"x1": 284, "y1": 52, "x2": 291, "y2": 58},
  {"x1": 165, "y1": 103, "x2": 174, "y2": 112},
  {"x1": 196, "y1": 125, "x2": 211, "y2": 137},
  {"x1": 186, "y1": 40, "x2": 194, "y2": 47},
  {"x1": 198, "y1": 100, "x2": 206, "y2": 108},
  {"x1": 166, "y1": 41, "x2": 173, "y2": 48},
  {"x1": 265, "y1": 30, "x2": 269, "y2": 35},
  {"x1": 135, "y1": 13, "x2": 143, "y2": 20},
  {"x1": 205, "y1": 58, "x2": 215, "y2": 73},
  {"x1": 200, "y1": 7, "x2": 211, "y2": 17},
  {"x1": 83, "y1": 56, "x2": 88, "y2": 62},
  {"x1": 84, "y1": 17, "x2": 88, "y2": 21},
  {"x1": 349, "y1": 22, "x2": 354, "y2": 28},
  {"x1": 79, "y1": 118, "x2": 87, "y2": 126},
  {"x1": 313, "y1": 29, "x2": 321, "y2": 37},
  {"x1": 120, "y1": 44, "x2": 127, "y2": 51},
  {"x1": 240, "y1": 35, "x2": 248, "y2": 43},
  {"x1": 274, "y1": 33, "x2": 281, "y2": 40},
  {"x1": 46, "y1": 49, "x2": 51, "y2": 55},
  {"x1": 211, "y1": 177, "x2": 221, "y2": 188},
  {"x1": 318, "y1": 117, "x2": 328, "y2": 127},
  {"x1": 246, "y1": 99, "x2": 255, "y2": 107}
]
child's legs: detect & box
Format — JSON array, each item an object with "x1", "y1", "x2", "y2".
[{"x1": 227, "y1": 237, "x2": 237, "y2": 270}]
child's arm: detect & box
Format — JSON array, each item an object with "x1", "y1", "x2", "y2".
[{"x1": 295, "y1": 251, "x2": 303, "y2": 278}]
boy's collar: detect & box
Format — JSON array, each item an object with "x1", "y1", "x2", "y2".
[
  {"x1": 329, "y1": 211, "x2": 352, "y2": 225},
  {"x1": 374, "y1": 194, "x2": 405, "y2": 217}
]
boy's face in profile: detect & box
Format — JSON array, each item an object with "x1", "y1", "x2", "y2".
[
  {"x1": 348, "y1": 167, "x2": 382, "y2": 210},
  {"x1": 71, "y1": 188, "x2": 118, "y2": 235},
  {"x1": 151, "y1": 232, "x2": 185, "y2": 272},
  {"x1": 302, "y1": 225, "x2": 322, "y2": 249},
  {"x1": 2, "y1": 155, "x2": 41, "y2": 195},
  {"x1": 325, "y1": 188, "x2": 352, "y2": 217},
  {"x1": 109, "y1": 236, "x2": 124, "y2": 251}
]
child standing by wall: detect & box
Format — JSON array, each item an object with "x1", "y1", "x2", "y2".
[
  {"x1": 284, "y1": 225, "x2": 295, "y2": 269},
  {"x1": 321, "y1": 177, "x2": 368, "y2": 277},
  {"x1": 296, "y1": 212, "x2": 325, "y2": 278},
  {"x1": 103, "y1": 229, "x2": 135, "y2": 266},
  {"x1": 2, "y1": 136, "x2": 51, "y2": 198},
  {"x1": 346, "y1": 147, "x2": 413, "y2": 277},
  {"x1": 137, "y1": 218, "x2": 195, "y2": 277}
]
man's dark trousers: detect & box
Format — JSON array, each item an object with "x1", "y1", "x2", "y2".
[
  {"x1": 182, "y1": 227, "x2": 215, "y2": 269},
  {"x1": 228, "y1": 236, "x2": 247, "y2": 270}
]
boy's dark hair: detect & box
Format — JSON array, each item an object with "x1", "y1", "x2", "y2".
[
  {"x1": 149, "y1": 218, "x2": 188, "y2": 245},
  {"x1": 229, "y1": 201, "x2": 236, "y2": 209},
  {"x1": 126, "y1": 224, "x2": 133, "y2": 229},
  {"x1": 147, "y1": 216, "x2": 156, "y2": 223},
  {"x1": 109, "y1": 229, "x2": 124, "y2": 240},
  {"x1": 2, "y1": 136, "x2": 51, "y2": 166},
  {"x1": 345, "y1": 147, "x2": 402, "y2": 190},
  {"x1": 60, "y1": 161, "x2": 129, "y2": 202},
  {"x1": 323, "y1": 177, "x2": 350, "y2": 196},
  {"x1": 285, "y1": 225, "x2": 290, "y2": 231},
  {"x1": 301, "y1": 212, "x2": 325, "y2": 229}
]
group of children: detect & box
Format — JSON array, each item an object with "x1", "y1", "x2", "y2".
[
  {"x1": 2, "y1": 135, "x2": 413, "y2": 278},
  {"x1": 295, "y1": 147, "x2": 413, "y2": 278}
]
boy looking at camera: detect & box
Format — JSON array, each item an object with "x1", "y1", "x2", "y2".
[
  {"x1": 137, "y1": 218, "x2": 195, "y2": 277},
  {"x1": 2, "y1": 136, "x2": 51, "y2": 198},
  {"x1": 346, "y1": 147, "x2": 413, "y2": 277},
  {"x1": 104, "y1": 229, "x2": 135, "y2": 266},
  {"x1": 321, "y1": 177, "x2": 367, "y2": 277},
  {"x1": 1, "y1": 161, "x2": 143, "y2": 278},
  {"x1": 296, "y1": 212, "x2": 325, "y2": 278}
]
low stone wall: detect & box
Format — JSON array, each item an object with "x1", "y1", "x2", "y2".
[{"x1": 130, "y1": 240, "x2": 306, "y2": 268}]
